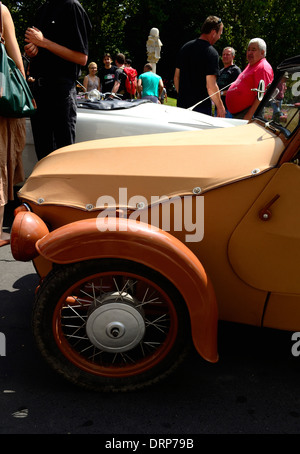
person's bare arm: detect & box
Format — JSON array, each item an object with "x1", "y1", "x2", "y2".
[
  {"x1": 2, "y1": 5, "x2": 25, "y2": 77},
  {"x1": 25, "y1": 26, "x2": 87, "y2": 66},
  {"x1": 137, "y1": 78, "x2": 142, "y2": 98},
  {"x1": 111, "y1": 80, "x2": 120, "y2": 94},
  {"x1": 243, "y1": 98, "x2": 260, "y2": 121},
  {"x1": 83, "y1": 75, "x2": 88, "y2": 91},
  {"x1": 174, "y1": 68, "x2": 180, "y2": 92},
  {"x1": 158, "y1": 79, "x2": 164, "y2": 98},
  {"x1": 206, "y1": 75, "x2": 225, "y2": 117}
]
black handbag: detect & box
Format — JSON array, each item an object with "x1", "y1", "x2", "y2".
[{"x1": 0, "y1": 2, "x2": 36, "y2": 117}]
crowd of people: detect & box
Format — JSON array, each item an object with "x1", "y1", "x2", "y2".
[
  {"x1": 79, "y1": 15, "x2": 275, "y2": 127},
  {"x1": 1, "y1": 2, "x2": 276, "y2": 247},
  {"x1": 174, "y1": 15, "x2": 274, "y2": 120},
  {"x1": 82, "y1": 52, "x2": 165, "y2": 103}
]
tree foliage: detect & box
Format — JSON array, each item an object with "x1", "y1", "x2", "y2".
[{"x1": 4, "y1": 0, "x2": 300, "y2": 82}]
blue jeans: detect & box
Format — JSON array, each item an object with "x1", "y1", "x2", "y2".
[
  {"x1": 215, "y1": 108, "x2": 233, "y2": 118},
  {"x1": 271, "y1": 100, "x2": 282, "y2": 119},
  {"x1": 142, "y1": 95, "x2": 159, "y2": 103}
]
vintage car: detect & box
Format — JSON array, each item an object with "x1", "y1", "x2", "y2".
[
  {"x1": 23, "y1": 98, "x2": 245, "y2": 178},
  {"x1": 11, "y1": 56, "x2": 300, "y2": 392}
]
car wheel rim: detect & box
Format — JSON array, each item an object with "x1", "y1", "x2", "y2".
[{"x1": 52, "y1": 271, "x2": 179, "y2": 377}]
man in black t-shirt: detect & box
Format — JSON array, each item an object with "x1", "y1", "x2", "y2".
[
  {"x1": 112, "y1": 53, "x2": 129, "y2": 99},
  {"x1": 217, "y1": 47, "x2": 241, "y2": 117},
  {"x1": 24, "y1": 0, "x2": 91, "y2": 160},
  {"x1": 98, "y1": 53, "x2": 118, "y2": 93},
  {"x1": 174, "y1": 16, "x2": 225, "y2": 117}
]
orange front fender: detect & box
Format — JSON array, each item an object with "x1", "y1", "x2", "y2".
[{"x1": 36, "y1": 217, "x2": 218, "y2": 363}]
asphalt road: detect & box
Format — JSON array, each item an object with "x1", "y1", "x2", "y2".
[{"x1": 1, "y1": 199, "x2": 300, "y2": 437}]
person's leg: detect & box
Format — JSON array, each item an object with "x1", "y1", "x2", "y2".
[
  {"x1": 30, "y1": 83, "x2": 55, "y2": 160},
  {"x1": 0, "y1": 119, "x2": 10, "y2": 244},
  {"x1": 193, "y1": 101, "x2": 212, "y2": 116},
  {"x1": 0, "y1": 205, "x2": 10, "y2": 243},
  {"x1": 53, "y1": 81, "x2": 77, "y2": 149}
]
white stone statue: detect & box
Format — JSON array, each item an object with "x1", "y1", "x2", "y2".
[{"x1": 146, "y1": 28, "x2": 162, "y2": 73}]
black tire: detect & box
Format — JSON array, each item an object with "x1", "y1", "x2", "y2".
[{"x1": 32, "y1": 259, "x2": 191, "y2": 392}]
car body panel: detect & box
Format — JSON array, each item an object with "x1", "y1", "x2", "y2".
[
  {"x1": 19, "y1": 123, "x2": 284, "y2": 210},
  {"x1": 23, "y1": 102, "x2": 246, "y2": 179},
  {"x1": 76, "y1": 100, "x2": 245, "y2": 140},
  {"x1": 228, "y1": 163, "x2": 300, "y2": 294},
  {"x1": 178, "y1": 168, "x2": 277, "y2": 327}
]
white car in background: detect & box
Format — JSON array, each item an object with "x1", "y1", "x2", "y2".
[{"x1": 24, "y1": 98, "x2": 245, "y2": 178}]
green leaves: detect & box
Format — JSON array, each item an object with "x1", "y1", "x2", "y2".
[{"x1": 6, "y1": 0, "x2": 300, "y2": 81}]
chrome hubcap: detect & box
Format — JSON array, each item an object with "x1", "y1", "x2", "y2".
[{"x1": 86, "y1": 292, "x2": 145, "y2": 353}]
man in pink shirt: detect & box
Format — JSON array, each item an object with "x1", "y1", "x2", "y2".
[{"x1": 226, "y1": 38, "x2": 273, "y2": 120}]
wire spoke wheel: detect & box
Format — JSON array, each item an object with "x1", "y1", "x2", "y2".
[{"x1": 33, "y1": 259, "x2": 191, "y2": 392}]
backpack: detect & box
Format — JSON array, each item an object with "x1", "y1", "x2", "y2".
[{"x1": 123, "y1": 67, "x2": 138, "y2": 97}]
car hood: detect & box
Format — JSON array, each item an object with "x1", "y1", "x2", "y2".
[
  {"x1": 77, "y1": 101, "x2": 246, "y2": 134},
  {"x1": 19, "y1": 123, "x2": 284, "y2": 210}
]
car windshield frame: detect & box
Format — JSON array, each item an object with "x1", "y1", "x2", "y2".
[{"x1": 254, "y1": 57, "x2": 300, "y2": 139}]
